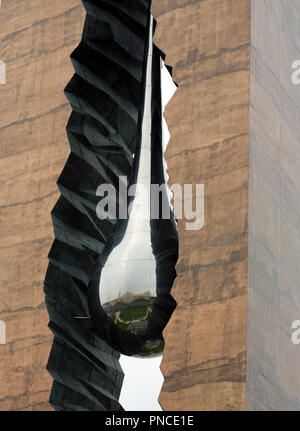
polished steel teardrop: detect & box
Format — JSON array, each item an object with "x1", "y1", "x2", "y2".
[{"x1": 88, "y1": 15, "x2": 178, "y2": 357}]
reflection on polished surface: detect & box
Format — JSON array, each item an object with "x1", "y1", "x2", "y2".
[
  {"x1": 100, "y1": 16, "x2": 159, "y2": 356},
  {"x1": 88, "y1": 14, "x2": 178, "y2": 357}
]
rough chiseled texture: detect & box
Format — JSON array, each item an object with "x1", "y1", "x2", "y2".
[
  {"x1": 151, "y1": 0, "x2": 250, "y2": 410},
  {"x1": 45, "y1": 0, "x2": 157, "y2": 410}
]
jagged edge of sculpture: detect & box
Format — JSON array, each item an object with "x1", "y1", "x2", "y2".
[{"x1": 44, "y1": 0, "x2": 154, "y2": 411}]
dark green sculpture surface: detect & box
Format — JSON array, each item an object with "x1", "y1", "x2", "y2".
[{"x1": 44, "y1": 0, "x2": 153, "y2": 411}]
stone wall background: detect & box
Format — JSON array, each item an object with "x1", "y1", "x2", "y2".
[
  {"x1": 0, "y1": 0, "x2": 85, "y2": 410},
  {"x1": 152, "y1": 0, "x2": 250, "y2": 411},
  {"x1": 247, "y1": 0, "x2": 300, "y2": 410}
]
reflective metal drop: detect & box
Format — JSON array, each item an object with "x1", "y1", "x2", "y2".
[{"x1": 88, "y1": 15, "x2": 178, "y2": 357}]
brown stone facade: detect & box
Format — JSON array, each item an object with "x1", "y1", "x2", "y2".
[
  {"x1": 152, "y1": 0, "x2": 250, "y2": 411},
  {"x1": 0, "y1": 0, "x2": 85, "y2": 410}
]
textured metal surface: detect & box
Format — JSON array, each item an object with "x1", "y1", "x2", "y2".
[{"x1": 44, "y1": 0, "x2": 152, "y2": 411}]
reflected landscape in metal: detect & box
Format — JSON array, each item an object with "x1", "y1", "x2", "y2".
[{"x1": 88, "y1": 15, "x2": 178, "y2": 357}]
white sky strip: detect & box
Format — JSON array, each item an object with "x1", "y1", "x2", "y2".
[
  {"x1": 119, "y1": 354, "x2": 163, "y2": 411},
  {"x1": 161, "y1": 60, "x2": 177, "y2": 210}
]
